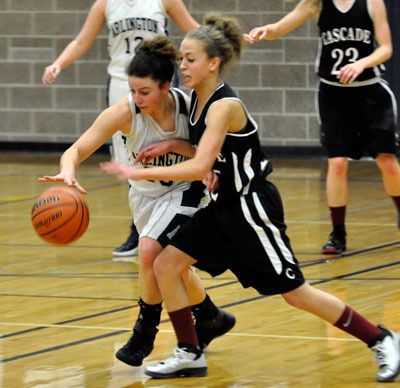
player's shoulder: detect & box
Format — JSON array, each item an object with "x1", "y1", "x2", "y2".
[{"x1": 171, "y1": 87, "x2": 190, "y2": 115}]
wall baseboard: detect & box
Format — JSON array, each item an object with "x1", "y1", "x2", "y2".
[{"x1": 0, "y1": 141, "x2": 324, "y2": 158}]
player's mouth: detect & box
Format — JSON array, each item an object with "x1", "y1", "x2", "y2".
[{"x1": 182, "y1": 74, "x2": 191, "y2": 83}]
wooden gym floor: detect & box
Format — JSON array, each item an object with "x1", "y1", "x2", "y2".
[{"x1": 0, "y1": 152, "x2": 399, "y2": 387}]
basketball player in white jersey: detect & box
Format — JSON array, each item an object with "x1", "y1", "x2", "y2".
[
  {"x1": 246, "y1": 0, "x2": 400, "y2": 255},
  {"x1": 39, "y1": 37, "x2": 235, "y2": 368},
  {"x1": 42, "y1": 0, "x2": 199, "y2": 257}
]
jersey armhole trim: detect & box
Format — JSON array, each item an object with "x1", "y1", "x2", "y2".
[
  {"x1": 205, "y1": 98, "x2": 259, "y2": 137},
  {"x1": 127, "y1": 93, "x2": 137, "y2": 136}
]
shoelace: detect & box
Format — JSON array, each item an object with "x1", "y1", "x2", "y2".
[
  {"x1": 160, "y1": 348, "x2": 190, "y2": 366},
  {"x1": 374, "y1": 342, "x2": 388, "y2": 367}
]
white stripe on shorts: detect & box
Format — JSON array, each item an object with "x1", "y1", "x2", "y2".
[{"x1": 240, "y1": 194, "x2": 283, "y2": 274}]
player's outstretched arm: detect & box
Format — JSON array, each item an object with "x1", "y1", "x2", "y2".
[
  {"x1": 39, "y1": 98, "x2": 131, "y2": 193},
  {"x1": 42, "y1": 0, "x2": 106, "y2": 85},
  {"x1": 135, "y1": 139, "x2": 195, "y2": 164},
  {"x1": 101, "y1": 99, "x2": 243, "y2": 182},
  {"x1": 246, "y1": 0, "x2": 316, "y2": 43},
  {"x1": 164, "y1": 0, "x2": 199, "y2": 33}
]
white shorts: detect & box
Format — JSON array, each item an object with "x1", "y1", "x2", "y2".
[
  {"x1": 108, "y1": 77, "x2": 131, "y2": 165},
  {"x1": 129, "y1": 186, "x2": 207, "y2": 247}
]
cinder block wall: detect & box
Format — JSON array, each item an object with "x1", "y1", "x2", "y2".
[{"x1": 0, "y1": 0, "x2": 321, "y2": 148}]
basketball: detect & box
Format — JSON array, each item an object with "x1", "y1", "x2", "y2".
[{"x1": 31, "y1": 186, "x2": 90, "y2": 245}]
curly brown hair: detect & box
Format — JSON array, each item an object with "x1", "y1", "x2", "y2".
[{"x1": 127, "y1": 36, "x2": 178, "y2": 84}]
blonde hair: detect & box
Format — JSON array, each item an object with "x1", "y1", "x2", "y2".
[{"x1": 186, "y1": 13, "x2": 243, "y2": 72}]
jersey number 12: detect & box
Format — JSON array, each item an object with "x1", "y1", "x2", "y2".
[{"x1": 124, "y1": 37, "x2": 144, "y2": 54}]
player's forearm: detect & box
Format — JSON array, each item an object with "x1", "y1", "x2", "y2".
[
  {"x1": 168, "y1": 139, "x2": 196, "y2": 158},
  {"x1": 267, "y1": 0, "x2": 315, "y2": 40},
  {"x1": 359, "y1": 44, "x2": 392, "y2": 70},
  {"x1": 60, "y1": 146, "x2": 81, "y2": 175},
  {"x1": 131, "y1": 158, "x2": 209, "y2": 182},
  {"x1": 53, "y1": 40, "x2": 91, "y2": 70}
]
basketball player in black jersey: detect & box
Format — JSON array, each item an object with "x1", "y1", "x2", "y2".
[
  {"x1": 102, "y1": 13, "x2": 400, "y2": 382},
  {"x1": 247, "y1": 0, "x2": 400, "y2": 255}
]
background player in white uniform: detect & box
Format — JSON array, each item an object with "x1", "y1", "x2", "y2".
[
  {"x1": 40, "y1": 37, "x2": 235, "y2": 368},
  {"x1": 102, "y1": 15, "x2": 400, "y2": 382},
  {"x1": 42, "y1": 0, "x2": 199, "y2": 257},
  {"x1": 247, "y1": 0, "x2": 400, "y2": 255}
]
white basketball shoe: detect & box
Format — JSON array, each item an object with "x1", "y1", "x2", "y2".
[
  {"x1": 371, "y1": 325, "x2": 400, "y2": 382},
  {"x1": 145, "y1": 347, "x2": 207, "y2": 379}
]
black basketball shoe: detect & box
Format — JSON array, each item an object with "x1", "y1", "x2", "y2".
[
  {"x1": 115, "y1": 321, "x2": 158, "y2": 366},
  {"x1": 195, "y1": 308, "x2": 236, "y2": 349},
  {"x1": 113, "y1": 222, "x2": 139, "y2": 257},
  {"x1": 322, "y1": 232, "x2": 346, "y2": 254}
]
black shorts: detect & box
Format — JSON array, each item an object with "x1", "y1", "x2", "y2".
[
  {"x1": 318, "y1": 80, "x2": 398, "y2": 159},
  {"x1": 170, "y1": 181, "x2": 305, "y2": 296}
]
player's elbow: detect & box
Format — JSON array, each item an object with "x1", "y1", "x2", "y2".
[
  {"x1": 194, "y1": 165, "x2": 210, "y2": 181},
  {"x1": 386, "y1": 45, "x2": 393, "y2": 60},
  {"x1": 190, "y1": 161, "x2": 211, "y2": 181}
]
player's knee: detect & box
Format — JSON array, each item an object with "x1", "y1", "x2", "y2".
[
  {"x1": 328, "y1": 157, "x2": 348, "y2": 177},
  {"x1": 139, "y1": 250, "x2": 155, "y2": 271},
  {"x1": 281, "y1": 291, "x2": 307, "y2": 310},
  {"x1": 153, "y1": 252, "x2": 176, "y2": 281},
  {"x1": 138, "y1": 240, "x2": 159, "y2": 270},
  {"x1": 376, "y1": 154, "x2": 400, "y2": 176}
]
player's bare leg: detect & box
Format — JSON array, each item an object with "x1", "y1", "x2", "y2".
[
  {"x1": 376, "y1": 153, "x2": 400, "y2": 228},
  {"x1": 323, "y1": 157, "x2": 349, "y2": 253},
  {"x1": 116, "y1": 240, "x2": 235, "y2": 367},
  {"x1": 282, "y1": 283, "x2": 400, "y2": 382}
]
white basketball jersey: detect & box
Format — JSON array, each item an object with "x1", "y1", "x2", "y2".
[
  {"x1": 106, "y1": 0, "x2": 169, "y2": 80},
  {"x1": 126, "y1": 88, "x2": 192, "y2": 197}
]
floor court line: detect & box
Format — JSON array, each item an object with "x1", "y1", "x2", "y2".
[
  {"x1": 2, "y1": 247, "x2": 398, "y2": 339},
  {"x1": 1, "y1": 261, "x2": 395, "y2": 363},
  {"x1": 0, "y1": 322, "x2": 358, "y2": 343}
]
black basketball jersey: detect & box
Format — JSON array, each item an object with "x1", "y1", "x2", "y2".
[
  {"x1": 189, "y1": 82, "x2": 272, "y2": 202},
  {"x1": 316, "y1": 0, "x2": 384, "y2": 83}
]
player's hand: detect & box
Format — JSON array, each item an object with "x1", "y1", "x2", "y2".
[
  {"x1": 38, "y1": 173, "x2": 87, "y2": 194},
  {"x1": 42, "y1": 64, "x2": 61, "y2": 85},
  {"x1": 135, "y1": 141, "x2": 171, "y2": 164},
  {"x1": 243, "y1": 33, "x2": 254, "y2": 45},
  {"x1": 100, "y1": 161, "x2": 136, "y2": 180},
  {"x1": 338, "y1": 62, "x2": 365, "y2": 84},
  {"x1": 247, "y1": 26, "x2": 270, "y2": 43},
  {"x1": 202, "y1": 171, "x2": 219, "y2": 193}
]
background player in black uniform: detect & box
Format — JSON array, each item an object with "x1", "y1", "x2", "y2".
[
  {"x1": 247, "y1": 0, "x2": 400, "y2": 254},
  {"x1": 101, "y1": 13, "x2": 400, "y2": 382}
]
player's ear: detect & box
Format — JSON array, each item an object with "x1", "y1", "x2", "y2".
[
  {"x1": 209, "y1": 57, "x2": 221, "y2": 73},
  {"x1": 160, "y1": 81, "x2": 171, "y2": 95}
]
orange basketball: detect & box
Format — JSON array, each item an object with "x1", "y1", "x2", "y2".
[{"x1": 31, "y1": 186, "x2": 89, "y2": 245}]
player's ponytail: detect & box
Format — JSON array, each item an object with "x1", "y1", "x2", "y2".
[
  {"x1": 127, "y1": 36, "x2": 178, "y2": 84},
  {"x1": 187, "y1": 13, "x2": 243, "y2": 72}
]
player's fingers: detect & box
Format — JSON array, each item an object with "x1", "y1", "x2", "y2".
[
  {"x1": 38, "y1": 176, "x2": 51, "y2": 182},
  {"x1": 72, "y1": 182, "x2": 88, "y2": 195},
  {"x1": 243, "y1": 34, "x2": 254, "y2": 44},
  {"x1": 42, "y1": 76, "x2": 51, "y2": 85},
  {"x1": 135, "y1": 151, "x2": 145, "y2": 162},
  {"x1": 249, "y1": 29, "x2": 264, "y2": 40},
  {"x1": 38, "y1": 175, "x2": 61, "y2": 182}
]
